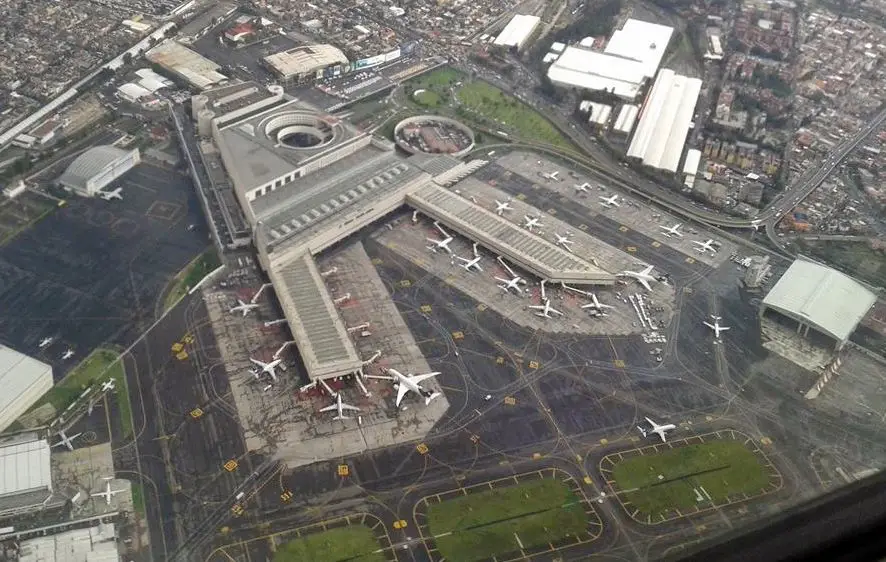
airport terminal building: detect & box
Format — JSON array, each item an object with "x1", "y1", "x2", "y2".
[{"x1": 58, "y1": 145, "x2": 141, "y2": 197}]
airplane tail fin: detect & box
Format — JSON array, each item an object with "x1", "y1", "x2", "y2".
[
  {"x1": 333, "y1": 414, "x2": 350, "y2": 421},
  {"x1": 425, "y1": 392, "x2": 442, "y2": 406}
]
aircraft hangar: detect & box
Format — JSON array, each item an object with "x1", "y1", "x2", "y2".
[{"x1": 760, "y1": 258, "x2": 877, "y2": 351}]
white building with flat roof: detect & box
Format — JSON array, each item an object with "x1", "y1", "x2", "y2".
[
  {"x1": 627, "y1": 69, "x2": 702, "y2": 172},
  {"x1": 0, "y1": 346, "x2": 52, "y2": 434},
  {"x1": 493, "y1": 14, "x2": 541, "y2": 50},
  {"x1": 546, "y1": 19, "x2": 673, "y2": 100},
  {"x1": 0, "y1": 434, "x2": 53, "y2": 517},
  {"x1": 613, "y1": 104, "x2": 639, "y2": 135}
]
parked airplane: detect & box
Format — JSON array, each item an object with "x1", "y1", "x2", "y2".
[
  {"x1": 250, "y1": 357, "x2": 282, "y2": 382},
  {"x1": 230, "y1": 299, "x2": 259, "y2": 317},
  {"x1": 495, "y1": 258, "x2": 526, "y2": 295},
  {"x1": 618, "y1": 265, "x2": 657, "y2": 291},
  {"x1": 703, "y1": 315, "x2": 730, "y2": 340},
  {"x1": 522, "y1": 215, "x2": 543, "y2": 232},
  {"x1": 101, "y1": 379, "x2": 115, "y2": 393},
  {"x1": 91, "y1": 478, "x2": 126, "y2": 506},
  {"x1": 52, "y1": 429, "x2": 83, "y2": 451},
  {"x1": 61, "y1": 349, "x2": 75, "y2": 360},
  {"x1": 99, "y1": 187, "x2": 123, "y2": 201},
  {"x1": 660, "y1": 223, "x2": 684, "y2": 238},
  {"x1": 39, "y1": 337, "x2": 54, "y2": 348},
  {"x1": 540, "y1": 171, "x2": 560, "y2": 181},
  {"x1": 693, "y1": 239, "x2": 717, "y2": 254},
  {"x1": 370, "y1": 368, "x2": 441, "y2": 406},
  {"x1": 455, "y1": 255, "x2": 482, "y2": 272},
  {"x1": 581, "y1": 293, "x2": 614, "y2": 312},
  {"x1": 599, "y1": 194, "x2": 620, "y2": 208},
  {"x1": 426, "y1": 222, "x2": 454, "y2": 254},
  {"x1": 637, "y1": 417, "x2": 676, "y2": 443},
  {"x1": 553, "y1": 233, "x2": 574, "y2": 251},
  {"x1": 494, "y1": 200, "x2": 513, "y2": 216},
  {"x1": 574, "y1": 182, "x2": 591, "y2": 193},
  {"x1": 528, "y1": 299, "x2": 564, "y2": 319},
  {"x1": 320, "y1": 393, "x2": 361, "y2": 420}
]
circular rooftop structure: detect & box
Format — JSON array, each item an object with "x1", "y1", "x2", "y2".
[
  {"x1": 262, "y1": 110, "x2": 339, "y2": 151},
  {"x1": 394, "y1": 115, "x2": 474, "y2": 158}
]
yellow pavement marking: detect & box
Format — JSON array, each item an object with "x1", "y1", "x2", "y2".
[
  {"x1": 618, "y1": 225, "x2": 628, "y2": 232},
  {"x1": 470, "y1": 434, "x2": 480, "y2": 443},
  {"x1": 223, "y1": 460, "x2": 238, "y2": 472},
  {"x1": 176, "y1": 351, "x2": 189, "y2": 361},
  {"x1": 579, "y1": 224, "x2": 589, "y2": 231},
  {"x1": 532, "y1": 453, "x2": 543, "y2": 459},
  {"x1": 651, "y1": 241, "x2": 661, "y2": 248},
  {"x1": 685, "y1": 257, "x2": 696, "y2": 264},
  {"x1": 626, "y1": 246, "x2": 637, "y2": 253},
  {"x1": 189, "y1": 408, "x2": 204, "y2": 419},
  {"x1": 614, "y1": 359, "x2": 625, "y2": 368},
  {"x1": 684, "y1": 287, "x2": 694, "y2": 294},
  {"x1": 503, "y1": 396, "x2": 516, "y2": 406},
  {"x1": 171, "y1": 342, "x2": 183, "y2": 353},
  {"x1": 393, "y1": 520, "x2": 408, "y2": 529},
  {"x1": 416, "y1": 443, "x2": 429, "y2": 455},
  {"x1": 584, "y1": 476, "x2": 593, "y2": 485},
  {"x1": 547, "y1": 208, "x2": 557, "y2": 215},
  {"x1": 495, "y1": 356, "x2": 505, "y2": 365},
  {"x1": 477, "y1": 303, "x2": 488, "y2": 311},
  {"x1": 399, "y1": 279, "x2": 412, "y2": 288},
  {"x1": 761, "y1": 437, "x2": 772, "y2": 445},
  {"x1": 420, "y1": 304, "x2": 432, "y2": 313},
  {"x1": 516, "y1": 193, "x2": 527, "y2": 200},
  {"x1": 371, "y1": 258, "x2": 383, "y2": 265},
  {"x1": 528, "y1": 360, "x2": 539, "y2": 369},
  {"x1": 600, "y1": 438, "x2": 608, "y2": 445},
  {"x1": 337, "y1": 464, "x2": 349, "y2": 476},
  {"x1": 451, "y1": 331, "x2": 464, "y2": 340},
  {"x1": 280, "y1": 490, "x2": 293, "y2": 503}
]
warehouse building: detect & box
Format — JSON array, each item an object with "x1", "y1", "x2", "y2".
[
  {"x1": 18, "y1": 523, "x2": 119, "y2": 562},
  {"x1": 0, "y1": 346, "x2": 53, "y2": 434},
  {"x1": 761, "y1": 258, "x2": 877, "y2": 352},
  {"x1": 117, "y1": 82, "x2": 153, "y2": 104},
  {"x1": 613, "y1": 104, "x2": 639, "y2": 136},
  {"x1": 546, "y1": 19, "x2": 673, "y2": 99},
  {"x1": 0, "y1": 434, "x2": 54, "y2": 518},
  {"x1": 58, "y1": 146, "x2": 141, "y2": 197},
  {"x1": 626, "y1": 69, "x2": 702, "y2": 172},
  {"x1": 492, "y1": 14, "x2": 541, "y2": 51},
  {"x1": 262, "y1": 44, "x2": 348, "y2": 84},
  {"x1": 146, "y1": 40, "x2": 229, "y2": 90}
]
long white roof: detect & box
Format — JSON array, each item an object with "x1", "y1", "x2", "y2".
[
  {"x1": 547, "y1": 48, "x2": 648, "y2": 99},
  {"x1": 762, "y1": 259, "x2": 876, "y2": 342},
  {"x1": 614, "y1": 104, "x2": 639, "y2": 133},
  {"x1": 604, "y1": 19, "x2": 674, "y2": 79},
  {"x1": 0, "y1": 437, "x2": 51, "y2": 498},
  {"x1": 493, "y1": 14, "x2": 541, "y2": 48},
  {"x1": 627, "y1": 69, "x2": 702, "y2": 172},
  {"x1": 0, "y1": 347, "x2": 53, "y2": 434}
]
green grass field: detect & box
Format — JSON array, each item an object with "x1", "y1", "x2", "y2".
[
  {"x1": 409, "y1": 67, "x2": 461, "y2": 90},
  {"x1": 612, "y1": 440, "x2": 771, "y2": 517},
  {"x1": 428, "y1": 479, "x2": 589, "y2": 562},
  {"x1": 26, "y1": 348, "x2": 133, "y2": 438},
  {"x1": 273, "y1": 526, "x2": 385, "y2": 562},
  {"x1": 413, "y1": 89, "x2": 441, "y2": 107},
  {"x1": 163, "y1": 247, "x2": 220, "y2": 311},
  {"x1": 455, "y1": 81, "x2": 573, "y2": 149}
]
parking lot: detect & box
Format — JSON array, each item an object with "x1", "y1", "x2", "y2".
[{"x1": 490, "y1": 152, "x2": 735, "y2": 267}]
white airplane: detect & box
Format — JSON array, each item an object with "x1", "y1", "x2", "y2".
[
  {"x1": 703, "y1": 315, "x2": 731, "y2": 340},
  {"x1": 581, "y1": 293, "x2": 614, "y2": 312},
  {"x1": 528, "y1": 299, "x2": 564, "y2": 319},
  {"x1": 637, "y1": 417, "x2": 676, "y2": 443},
  {"x1": 693, "y1": 239, "x2": 717, "y2": 253},
  {"x1": 541, "y1": 171, "x2": 560, "y2": 181},
  {"x1": 494, "y1": 200, "x2": 513, "y2": 215},
  {"x1": 599, "y1": 194, "x2": 620, "y2": 208},
  {"x1": 101, "y1": 379, "x2": 115, "y2": 393},
  {"x1": 230, "y1": 299, "x2": 259, "y2": 317},
  {"x1": 61, "y1": 349, "x2": 75, "y2": 360},
  {"x1": 618, "y1": 265, "x2": 657, "y2": 291},
  {"x1": 99, "y1": 187, "x2": 123, "y2": 201},
  {"x1": 553, "y1": 233, "x2": 574, "y2": 251},
  {"x1": 659, "y1": 223, "x2": 683, "y2": 238},
  {"x1": 52, "y1": 429, "x2": 83, "y2": 452},
  {"x1": 574, "y1": 182, "x2": 591, "y2": 193},
  {"x1": 39, "y1": 337, "x2": 54, "y2": 348},
  {"x1": 455, "y1": 255, "x2": 482, "y2": 272},
  {"x1": 250, "y1": 357, "x2": 282, "y2": 382},
  {"x1": 320, "y1": 393, "x2": 361, "y2": 420},
  {"x1": 381, "y1": 368, "x2": 441, "y2": 407},
  {"x1": 426, "y1": 222, "x2": 454, "y2": 254},
  {"x1": 91, "y1": 478, "x2": 126, "y2": 506},
  {"x1": 522, "y1": 215, "x2": 543, "y2": 232}
]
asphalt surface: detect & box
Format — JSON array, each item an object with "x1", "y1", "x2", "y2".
[{"x1": 0, "y1": 162, "x2": 209, "y2": 378}]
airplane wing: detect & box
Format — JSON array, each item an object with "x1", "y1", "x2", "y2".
[
  {"x1": 395, "y1": 384, "x2": 410, "y2": 406},
  {"x1": 656, "y1": 430, "x2": 667, "y2": 443},
  {"x1": 645, "y1": 416, "x2": 657, "y2": 427},
  {"x1": 637, "y1": 278, "x2": 652, "y2": 292},
  {"x1": 249, "y1": 358, "x2": 265, "y2": 368},
  {"x1": 410, "y1": 372, "x2": 440, "y2": 385},
  {"x1": 720, "y1": 326, "x2": 731, "y2": 331},
  {"x1": 703, "y1": 322, "x2": 714, "y2": 330},
  {"x1": 109, "y1": 489, "x2": 125, "y2": 496},
  {"x1": 319, "y1": 404, "x2": 338, "y2": 413},
  {"x1": 340, "y1": 403, "x2": 361, "y2": 412},
  {"x1": 550, "y1": 307, "x2": 564, "y2": 316},
  {"x1": 527, "y1": 305, "x2": 545, "y2": 310}
]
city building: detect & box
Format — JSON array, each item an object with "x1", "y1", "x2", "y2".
[
  {"x1": 146, "y1": 40, "x2": 228, "y2": 90},
  {"x1": 612, "y1": 104, "x2": 639, "y2": 136},
  {"x1": 546, "y1": 19, "x2": 673, "y2": 99},
  {"x1": 18, "y1": 522, "x2": 119, "y2": 562},
  {"x1": 58, "y1": 146, "x2": 141, "y2": 197},
  {"x1": 117, "y1": 82, "x2": 153, "y2": 104},
  {"x1": 134, "y1": 68, "x2": 173, "y2": 92},
  {"x1": 580, "y1": 101, "x2": 613, "y2": 127},
  {"x1": 0, "y1": 346, "x2": 52, "y2": 434},
  {"x1": 262, "y1": 45, "x2": 349, "y2": 84},
  {"x1": 683, "y1": 148, "x2": 702, "y2": 188},
  {"x1": 760, "y1": 258, "x2": 877, "y2": 351},
  {"x1": 492, "y1": 14, "x2": 541, "y2": 51},
  {"x1": 626, "y1": 69, "x2": 703, "y2": 172},
  {"x1": 0, "y1": 434, "x2": 53, "y2": 518}
]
